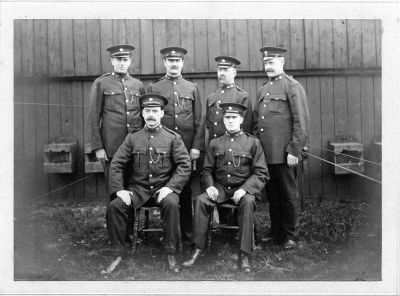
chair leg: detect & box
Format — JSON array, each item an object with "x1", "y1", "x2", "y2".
[
  {"x1": 207, "y1": 206, "x2": 214, "y2": 250},
  {"x1": 144, "y1": 210, "x2": 150, "y2": 244},
  {"x1": 132, "y1": 208, "x2": 140, "y2": 254}
]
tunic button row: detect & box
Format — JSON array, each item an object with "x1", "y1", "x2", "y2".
[
  {"x1": 228, "y1": 148, "x2": 232, "y2": 152},
  {"x1": 214, "y1": 122, "x2": 217, "y2": 126},
  {"x1": 270, "y1": 82, "x2": 273, "y2": 85},
  {"x1": 127, "y1": 124, "x2": 130, "y2": 127},
  {"x1": 175, "y1": 103, "x2": 178, "y2": 106},
  {"x1": 149, "y1": 174, "x2": 153, "y2": 178},
  {"x1": 266, "y1": 92, "x2": 269, "y2": 95},
  {"x1": 173, "y1": 81, "x2": 177, "y2": 85},
  {"x1": 174, "y1": 91, "x2": 178, "y2": 95},
  {"x1": 227, "y1": 186, "x2": 231, "y2": 190},
  {"x1": 228, "y1": 162, "x2": 231, "y2": 165},
  {"x1": 127, "y1": 111, "x2": 130, "y2": 115},
  {"x1": 227, "y1": 174, "x2": 231, "y2": 178},
  {"x1": 260, "y1": 128, "x2": 264, "y2": 132},
  {"x1": 175, "y1": 127, "x2": 178, "y2": 130},
  {"x1": 151, "y1": 135, "x2": 154, "y2": 138},
  {"x1": 216, "y1": 111, "x2": 219, "y2": 115},
  {"x1": 124, "y1": 88, "x2": 127, "y2": 91},
  {"x1": 150, "y1": 185, "x2": 153, "y2": 189},
  {"x1": 126, "y1": 100, "x2": 129, "y2": 103},
  {"x1": 261, "y1": 116, "x2": 264, "y2": 119},
  {"x1": 214, "y1": 134, "x2": 217, "y2": 138},
  {"x1": 149, "y1": 147, "x2": 153, "y2": 151},
  {"x1": 231, "y1": 138, "x2": 234, "y2": 142},
  {"x1": 264, "y1": 104, "x2": 266, "y2": 108},
  {"x1": 221, "y1": 90, "x2": 224, "y2": 93},
  {"x1": 175, "y1": 115, "x2": 178, "y2": 118}
]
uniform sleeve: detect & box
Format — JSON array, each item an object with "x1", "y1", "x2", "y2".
[
  {"x1": 285, "y1": 81, "x2": 310, "y2": 158},
  {"x1": 200, "y1": 141, "x2": 216, "y2": 189},
  {"x1": 191, "y1": 84, "x2": 206, "y2": 151},
  {"x1": 240, "y1": 139, "x2": 269, "y2": 195},
  {"x1": 88, "y1": 80, "x2": 104, "y2": 152},
  {"x1": 165, "y1": 134, "x2": 192, "y2": 194},
  {"x1": 252, "y1": 87, "x2": 262, "y2": 137},
  {"x1": 109, "y1": 135, "x2": 133, "y2": 195},
  {"x1": 240, "y1": 92, "x2": 253, "y2": 135}
]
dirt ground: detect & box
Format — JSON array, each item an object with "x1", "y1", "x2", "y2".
[{"x1": 14, "y1": 198, "x2": 381, "y2": 281}]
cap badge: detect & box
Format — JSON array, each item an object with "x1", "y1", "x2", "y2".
[
  {"x1": 149, "y1": 97, "x2": 154, "y2": 101},
  {"x1": 171, "y1": 50, "x2": 176, "y2": 54},
  {"x1": 221, "y1": 59, "x2": 225, "y2": 63},
  {"x1": 119, "y1": 48, "x2": 124, "y2": 52},
  {"x1": 228, "y1": 106, "x2": 232, "y2": 110}
]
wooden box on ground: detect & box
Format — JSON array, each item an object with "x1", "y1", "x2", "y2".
[
  {"x1": 329, "y1": 135, "x2": 364, "y2": 175},
  {"x1": 43, "y1": 140, "x2": 78, "y2": 173},
  {"x1": 84, "y1": 143, "x2": 104, "y2": 173}
]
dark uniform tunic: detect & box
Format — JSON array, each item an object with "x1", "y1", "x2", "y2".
[
  {"x1": 253, "y1": 72, "x2": 309, "y2": 242},
  {"x1": 107, "y1": 125, "x2": 191, "y2": 254},
  {"x1": 148, "y1": 75, "x2": 205, "y2": 235},
  {"x1": 88, "y1": 72, "x2": 145, "y2": 196},
  {"x1": 206, "y1": 84, "x2": 253, "y2": 141},
  {"x1": 193, "y1": 130, "x2": 269, "y2": 255}
]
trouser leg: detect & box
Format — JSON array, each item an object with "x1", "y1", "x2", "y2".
[
  {"x1": 237, "y1": 194, "x2": 256, "y2": 255},
  {"x1": 160, "y1": 193, "x2": 180, "y2": 254},
  {"x1": 266, "y1": 165, "x2": 283, "y2": 239},
  {"x1": 106, "y1": 196, "x2": 134, "y2": 255},
  {"x1": 179, "y1": 177, "x2": 193, "y2": 236},
  {"x1": 275, "y1": 164, "x2": 299, "y2": 240},
  {"x1": 192, "y1": 192, "x2": 215, "y2": 250}
]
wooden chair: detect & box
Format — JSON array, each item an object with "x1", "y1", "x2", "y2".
[
  {"x1": 132, "y1": 206, "x2": 182, "y2": 253},
  {"x1": 207, "y1": 203, "x2": 259, "y2": 250}
]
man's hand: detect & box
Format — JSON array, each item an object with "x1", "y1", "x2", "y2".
[
  {"x1": 95, "y1": 148, "x2": 108, "y2": 162},
  {"x1": 206, "y1": 186, "x2": 218, "y2": 201},
  {"x1": 116, "y1": 190, "x2": 133, "y2": 206},
  {"x1": 287, "y1": 153, "x2": 298, "y2": 168},
  {"x1": 155, "y1": 187, "x2": 173, "y2": 203},
  {"x1": 231, "y1": 188, "x2": 246, "y2": 204},
  {"x1": 190, "y1": 149, "x2": 200, "y2": 161}
]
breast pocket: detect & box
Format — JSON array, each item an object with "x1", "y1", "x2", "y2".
[
  {"x1": 104, "y1": 90, "x2": 122, "y2": 110},
  {"x1": 232, "y1": 150, "x2": 253, "y2": 169},
  {"x1": 213, "y1": 149, "x2": 225, "y2": 167},
  {"x1": 131, "y1": 148, "x2": 147, "y2": 168},
  {"x1": 179, "y1": 93, "x2": 194, "y2": 112},
  {"x1": 265, "y1": 94, "x2": 288, "y2": 114},
  {"x1": 155, "y1": 147, "x2": 172, "y2": 168}
]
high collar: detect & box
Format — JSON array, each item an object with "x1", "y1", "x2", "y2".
[
  {"x1": 226, "y1": 129, "x2": 243, "y2": 137},
  {"x1": 165, "y1": 74, "x2": 182, "y2": 81},
  {"x1": 145, "y1": 124, "x2": 163, "y2": 134},
  {"x1": 220, "y1": 83, "x2": 235, "y2": 89},
  {"x1": 268, "y1": 72, "x2": 285, "y2": 82},
  {"x1": 111, "y1": 71, "x2": 129, "y2": 79}
]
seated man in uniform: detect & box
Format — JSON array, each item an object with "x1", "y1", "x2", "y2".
[
  {"x1": 104, "y1": 93, "x2": 191, "y2": 274},
  {"x1": 182, "y1": 103, "x2": 269, "y2": 272}
]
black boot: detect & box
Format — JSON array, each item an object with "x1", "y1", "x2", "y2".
[
  {"x1": 166, "y1": 253, "x2": 180, "y2": 273},
  {"x1": 182, "y1": 248, "x2": 202, "y2": 267}
]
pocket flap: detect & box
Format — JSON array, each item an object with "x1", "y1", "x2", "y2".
[
  {"x1": 233, "y1": 150, "x2": 252, "y2": 159},
  {"x1": 104, "y1": 90, "x2": 122, "y2": 95},
  {"x1": 155, "y1": 147, "x2": 171, "y2": 154},
  {"x1": 213, "y1": 149, "x2": 225, "y2": 157},
  {"x1": 129, "y1": 90, "x2": 140, "y2": 96},
  {"x1": 180, "y1": 93, "x2": 194, "y2": 100},
  {"x1": 132, "y1": 148, "x2": 146, "y2": 155},
  {"x1": 270, "y1": 94, "x2": 287, "y2": 101}
]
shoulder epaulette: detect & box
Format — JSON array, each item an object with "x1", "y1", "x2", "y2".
[
  {"x1": 285, "y1": 74, "x2": 298, "y2": 84},
  {"x1": 235, "y1": 85, "x2": 247, "y2": 93},
  {"x1": 151, "y1": 76, "x2": 166, "y2": 84},
  {"x1": 262, "y1": 79, "x2": 269, "y2": 86},
  {"x1": 244, "y1": 131, "x2": 257, "y2": 139},
  {"x1": 163, "y1": 126, "x2": 180, "y2": 137},
  {"x1": 97, "y1": 72, "x2": 111, "y2": 79},
  {"x1": 182, "y1": 76, "x2": 195, "y2": 83}
]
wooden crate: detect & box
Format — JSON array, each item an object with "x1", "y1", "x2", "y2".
[
  {"x1": 329, "y1": 135, "x2": 364, "y2": 175},
  {"x1": 84, "y1": 143, "x2": 104, "y2": 173},
  {"x1": 43, "y1": 141, "x2": 78, "y2": 173}
]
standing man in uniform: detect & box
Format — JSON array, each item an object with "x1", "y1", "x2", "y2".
[
  {"x1": 253, "y1": 47, "x2": 310, "y2": 249},
  {"x1": 148, "y1": 47, "x2": 205, "y2": 241},
  {"x1": 88, "y1": 44, "x2": 145, "y2": 197},
  {"x1": 105, "y1": 93, "x2": 191, "y2": 274},
  {"x1": 183, "y1": 103, "x2": 269, "y2": 272}
]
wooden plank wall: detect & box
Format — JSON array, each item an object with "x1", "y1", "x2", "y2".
[{"x1": 14, "y1": 19, "x2": 382, "y2": 203}]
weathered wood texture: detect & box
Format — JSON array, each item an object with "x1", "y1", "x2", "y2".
[{"x1": 14, "y1": 19, "x2": 382, "y2": 202}]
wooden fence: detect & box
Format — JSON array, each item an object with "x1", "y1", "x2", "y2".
[{"x1": 14, "y1": 19, "x2": 382, "y2": 203}]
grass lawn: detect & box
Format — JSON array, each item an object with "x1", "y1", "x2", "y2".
[{"x1": 14, "y1": 198, "x2": 381, "y2": 281}]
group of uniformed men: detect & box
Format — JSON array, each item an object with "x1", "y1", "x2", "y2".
[{"x1": 88, "y1": 44, "x2": 310, "y2": 274}]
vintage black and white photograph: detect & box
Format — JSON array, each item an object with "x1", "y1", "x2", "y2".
[{"x1": 1, "y1": 1, "x2": 399, "y2": 295}]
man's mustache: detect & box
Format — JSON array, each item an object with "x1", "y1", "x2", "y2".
[{"x1": 146, "y1": 117, "x2": 156, "y2": 121}]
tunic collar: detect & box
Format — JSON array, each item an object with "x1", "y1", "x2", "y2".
[
  {"x1": 165, "y1": 74, "x2": 182, "y2": 81},
  {"x1": 145, "y1": 124, "x2": 163, "y2": 134},
  {"x1": 268, "y1": 72, "x2": 285, "y2": 82},
  {"x1": 111, "y1": 71, "x2": 129, "y2": 79},
  {"x1": 226, "y1": 129, "x2": 243, "y2": 137},
  {"x1": 220, "y1": 83, "x2": 235, "y2": 89}
]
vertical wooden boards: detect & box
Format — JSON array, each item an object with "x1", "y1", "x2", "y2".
[
  {"x1": 220, "y1": 19, "x2": 235, "y2": 56},
  {"x1": 261, "y1": 19, "x2": 277, "y2": 47},
  {"x1": 290, "y1": 20, "x2": 305, "y2": 70},
  {"x1": 83, "y1": 81, "x2": 97, "y2": 201},
  {"x1": 72, "y1": 82, "x2": 85, "y2": 201},
  {"x1": 100, "y1": 20, "x2": 113, "y2": 74},
  {"x1": 347, "y1": 76, "x2": 362, "y2": 141},
  {"x1": 248, "y1": 19, "x2": 263, "y2": 72},
  {"x1": 21, "y1": 20, "x2": 35, "y2": 76},
  {"x1": 319, "y1": 20, "x2": 334, "y2": 69},
  {"x1": 375, "y1": 20, "x2": 382, "y2": 67},
  {"x1": 373, "y1": 76, "x2": 381, "y2": 138},
  {"x1": 34, "y1": 20, "x2": 48, "y2": 76},
  {"x1": 234, "y1": 20, "x2": 249, "y2": 71},
  {"x1": 166, "y1": 19, "x2": 180, "y2": 46},
  {"x1": 35, "y1": 82, "x2": 49, "y2": 199},
  {"x1": 73, "y1": 19, "x2": 88, "y2": 76},
  {"x1": 60, "y1": 20, "x2": 74, "y2": 76},
  {"x1": 140, "y1": 20, "x2": 155, "y2": 75},
  {"x1": 276, "y1": 20, "x2": 291, "y2": 70},
  {"x1": 362, "y1": 20, "x2": 377, "y2": 68},
  {"x1": 193, "y1": 19, "x2": 208, "y2": 72},
  {"x1": 207, "y1": 19, "x2": 221, "y2": 71},
  {"x1": 86, "y1": 20, "x2": 101, "y2": 76},
  {"x1": 306, "y1": 76, "x2": 322, "y2": 198},
  {"x1": 48, "y1": 82, "x2": 62, "y2": 200},
  {"x1": 14, "y1": 84, "x2": 24, "y2": 201},
  {"x1": 304, "y1": 20, "x2": 319, "y2": 69},
  {"x1": 23, "y1": 83, "x2": 37, "y2": 199},
  {"x1": 14, "y1": 20, "x2": 22, "y2": 76},
  {"x1": 347, "y1": 20, "x2": 362, "y2": 68},
  {"x1": 153, "y1": 19, "x2": 167, "y2": 74},
  {"x1": 245, "y1": 77, "x2": 257, "y2": 109},
  {"x1": 333, "y1": 77, "x2": 348, "y2": 136},
  {"x1": 126, "y1": 20, "x2": 141, "y2": 75},
  {"x1": 333, "y1": 19, "x2": 348, "y2": 68},
  {"x1": 179, "y1": 19, "x2": 195, "y2": 73},
  {"x1": 48, "y1": 19, "x2": 61, "y2": 77},
  {"x1": 320, "y1": 77, "x2": 336, "y2": 199},
  {"x1": 113, "y1": 19, "x2": 127, "y2": 45}
]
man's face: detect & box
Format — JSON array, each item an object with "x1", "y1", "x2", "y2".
[
  {"x1": 164, "y1": 58, "x2": 184, "y2": 76},
  {"x1": 223, "y1": 113, "x2": 243, "y2": 133},
  {"x1": 263, "y1": 57, "x2": 284, "y2": 77},
  {"x1": 111, "y1": 56, "x2": 132, "y2": 74},
  {"x1": 142, "y1": 106, "x2": 164, "y2": 129},
  {"x1": 217, "y1": 66, "x2": 236, "y2": 85}
]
